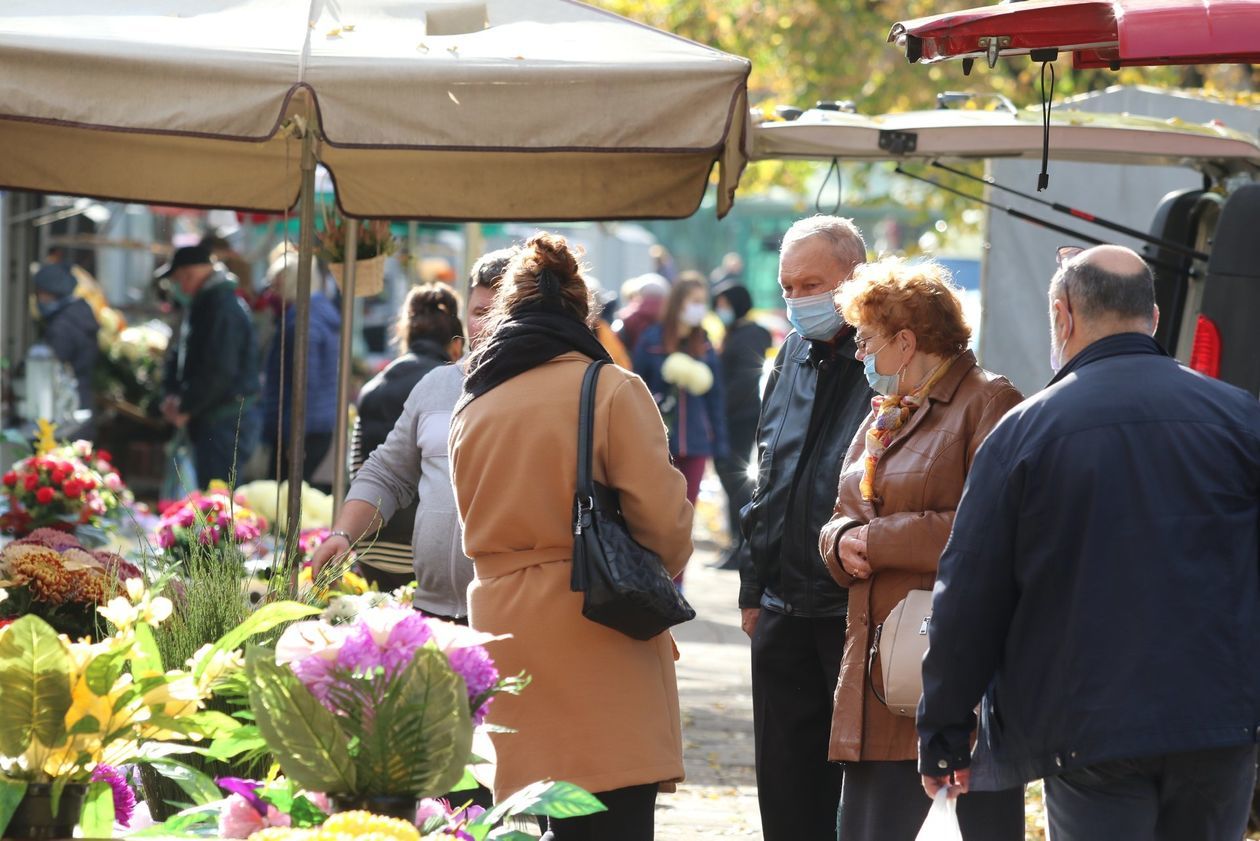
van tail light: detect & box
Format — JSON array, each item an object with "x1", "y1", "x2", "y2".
[{"x1": 1189, "y1": 315, "x2": 1222, "y2": 378}]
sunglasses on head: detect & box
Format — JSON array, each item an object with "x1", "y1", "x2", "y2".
[{"x1": 1056, "y1": 245, "x2": 1085, "y2": 267}]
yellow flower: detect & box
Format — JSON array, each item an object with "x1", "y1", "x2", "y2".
[
  {"x1": 187, "y1": 644, "x2": 245, "y2": 691},
  {"x1": 339, "y1": 571, "x2": 369, "y2": 595},
  {"x1": 35, "y1": 419, "x2": 58, "y2": 456},
  {"x1": 138, "y1": 672, "x2": 203, "y2": 739}
]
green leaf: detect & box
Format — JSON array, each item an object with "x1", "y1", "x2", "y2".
[
  {"x1": 205, "y1": 725, "x2": 267, "y2": 762},
  {"x1": 374, "y1": 647, "x2": 473, "y2": 798},
  {"x1": 80, "y1": 781, "x2": 115, "y2": 838},
  {"x1": 522, "y1": 781, "x2": 606, "y2": 819},
  {"x1": 448, "y1": 765, "x2": 479, "y2": 793},
  {"x1": 259, "y1": 778, "x2": 297, "y2": 813},
  {"x1": 67, "y1": 714, "x2": 101, "y2": 736},
  {"x1": 126, "y1": 803, "x2": 221, "y2": 838},
  {"x1": 0, "y1": 779, "x2": 28, "y2": 839},
  {"x1": 478, "y1": 781, "x2": 605, "y2": 828},
  {"x1": 0, "y1": 615, "x2": 72, "y2": 755},
  {"x1": 195, "y1": 601, "x2": 320, "y2": 681},
  {"x1": 50, "y1": 777, "x2": 67, "y2": 819},
  {"x1": 486, "y1": 831, "x2": 537, "y2": 841},
  {"x1": 84, "y1": 647, "x2": 128, "y2": 695},
  {"x1": 246, "y1": 645, "x2": 355, "y2": 793},
  {"x1": 131, "y1": 622, "x2": 164, "y2": 677},
  {"x1": 139, "y1": 758, "x2": 224, "y2": 806},
  {"x1": 286, "y1": 795, "x2": 328, "y2": 828}
]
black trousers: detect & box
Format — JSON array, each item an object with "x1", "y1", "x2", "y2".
[
  {"x1": 1044, "y1": 744, "x2": 1258, "y2": 841},
  {"x1": 751, "y1": 609, "x2": 847, "y2": 841},
  {"x1": 715, "y1": 415, "x2": 759, "y2": 544},
  {"x1": 837, "y1": 759, "x2": 1024, "y2": 841},
  {"x1": 545, "y1": 782, "x2": 656, "y2": 841}
]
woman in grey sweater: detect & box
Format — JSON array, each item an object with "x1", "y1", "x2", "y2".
[{"x1": 311, "y1": 248, "x2": 516, "y2": 620}]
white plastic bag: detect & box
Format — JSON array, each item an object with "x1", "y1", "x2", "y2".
[{"x1": 915, "y1": 789, "x2": 963, "y2": 841}]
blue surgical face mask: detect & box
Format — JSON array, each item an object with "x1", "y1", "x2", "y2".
[
  {"x1": 716, "y1": 306, "x2": 736, "y2": 327},
  {"x1": 863, "y1": 340, "x2": 901, "y2": 396},
  {"x1": 784, "y1": 290, "x2": 842, "y2": 341},
  {"x1": 36, "y1": 299, "x2": 62, "y2": 319}
]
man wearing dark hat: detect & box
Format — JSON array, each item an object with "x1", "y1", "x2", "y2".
[
  {"x1": 34, "y1": 262, "x2": 100, "y2": 421},
  {"x1": 159, "y1": 245, "x2": 261, "y2": 486}
]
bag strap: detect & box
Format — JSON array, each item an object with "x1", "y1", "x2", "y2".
[
  {"x1": 868, "y1": 622, "x2": 889, "y2": 708},
  {"x1": 573, "y1": 360, "x2": 607, "y2": 535}
]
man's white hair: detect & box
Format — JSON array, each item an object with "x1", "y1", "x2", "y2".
[{"x1": 781, "y1": 215, "x2": 867, "y2": 270}]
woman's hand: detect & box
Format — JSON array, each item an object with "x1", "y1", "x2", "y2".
[
  {"x1": 310, "y1": 533, "x2": 351, "y2": 577},
  {"x1": 839, "y1": 525, "x2": 871, "y2": 580}
]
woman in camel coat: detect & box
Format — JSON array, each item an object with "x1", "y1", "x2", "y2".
[
  {"x1": 817, "y1": 258, "x2": 1025, "y2": 841},
  {"x1": 449, "y1": 232, "x2": 693, "y2": 841}
]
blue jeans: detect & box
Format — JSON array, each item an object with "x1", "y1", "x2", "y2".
[{"x1": 189, "y1": 400, "x2": 260, "y2": 488}]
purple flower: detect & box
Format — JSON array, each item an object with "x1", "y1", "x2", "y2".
[
  {"x1": 215, "y1": 778, "x2": 266, "y2": 817},
  {"x1": 446, "y1": 645, "x2": 499, "y2": 725},
  {"x1": 91, "y1": 765, "x2": 136, "y2": 828}
]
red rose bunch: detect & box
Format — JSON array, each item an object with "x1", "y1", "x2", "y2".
[{"x1": 1, "y1": 442, "x2": 126, "y2": 537}]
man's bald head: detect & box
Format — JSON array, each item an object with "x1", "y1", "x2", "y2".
[{"x1": 1051, "y1": 244, "x2": 1156, "y2": 331}]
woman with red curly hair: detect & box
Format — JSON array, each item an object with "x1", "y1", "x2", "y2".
[{"x1": 817, "y1": 257, "x2": 1025, "y2": 841}]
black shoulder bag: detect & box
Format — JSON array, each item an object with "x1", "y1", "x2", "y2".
[{"x1": 570, "y1": 360, "x2": 696, "y2": 640}]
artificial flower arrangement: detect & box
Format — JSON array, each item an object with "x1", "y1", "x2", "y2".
[
  {"x1": 156, "y1": 481, "x2": 267, "y2": 560},
  {"x1": 235, "y1": 605, "x2": 514, "y2": 801},
  {"x1": 316, "y1": 211, "x2": 396, "y2": 265},
  {"x1": 316, "y1": 207, "x2": 396, "y2": 297},
  {"x1": 0, "y1": 580, "x2": 320, "y2": 838},
  {"x1": 96, "y1": 318, "x2": 171, "y2": 416},
  {"x1": 0, "y1": 528, "x2": 142, "y2": 638},
  {"x1": 0, "y1": 426, "x2": 128, "y2": 540},
  {"x1": 142, "y1": 595, "x2": 605, "y2": 841}
]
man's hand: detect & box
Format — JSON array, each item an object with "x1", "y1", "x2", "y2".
[
  {"x1": 922, "y1": 768, "x2": 970, "y2": 800},
  {"x1": 839, "y1": 525, "x2": 872, "y2": 580},
  {"x1": 741, "y1": 608, "x2": 761, "y2": 639},
  {"x1": 310, "y1": 533, "x2": 351, "y2": 578}
]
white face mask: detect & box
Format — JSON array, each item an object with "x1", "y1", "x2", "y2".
[
  {"x1": 681, "y1": 301, "x2": 707, "y2": 327},
  {"x1": 1049, "y1": 307, "x2": 1073, "y2": 373}
]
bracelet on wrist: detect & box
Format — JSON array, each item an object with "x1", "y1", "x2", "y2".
[{"x1": 328, "y1": 530, "x2": 353, "y2": 545}]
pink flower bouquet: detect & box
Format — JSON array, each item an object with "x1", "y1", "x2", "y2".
[{"x1": 245, "y1": 608, "x2": 525, "y2": 803}]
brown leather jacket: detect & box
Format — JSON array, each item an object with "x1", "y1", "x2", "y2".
[{"x1": 818, "y1": 351, "x2": 1022, "y2": 763}]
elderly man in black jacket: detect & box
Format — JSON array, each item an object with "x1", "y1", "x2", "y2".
[
  {"x1": 736, "y1": 216, "x2": 872, "y2": 840},
  {"x1": 160, "y1": 245, "x2": 261, "y2": 487},
  {"x1": 919, "y1": 245, "x2": 1260, "y2": 841}
]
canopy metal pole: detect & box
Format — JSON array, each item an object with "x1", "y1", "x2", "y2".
[
  {"x1": 286, "y1": 124, "x2": 317, "y2": 573},
  {"x1": 331, "y1": 220, "x2": 358, "y2": 518}
]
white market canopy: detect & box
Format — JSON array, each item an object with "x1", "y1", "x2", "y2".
[
  {"x1": 752, "y1": 106, "x2": 1260, "y2": 174},
  {"x1": 0, "y1": 0, "x2": 751, "y2": 220}
]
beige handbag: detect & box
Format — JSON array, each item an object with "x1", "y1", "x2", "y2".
[{"x1": 870, "y1": 589, "x2": 934, "y2": 717}]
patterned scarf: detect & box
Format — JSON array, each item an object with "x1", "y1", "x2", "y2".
[{"x1": 860, "y1": 356, "x2": 957, "y2": 501}]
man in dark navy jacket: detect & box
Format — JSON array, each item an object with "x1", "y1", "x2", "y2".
[{"x1": 918, "y1": 245, "x2": 1260, "y2": 841}]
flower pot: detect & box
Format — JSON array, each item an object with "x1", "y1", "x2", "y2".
[
  {"x1": 328, "y1": 794, "x2": 418, "y2": 824},
  {"x1": 329, "y1": 254, "x2": 386, "y2": 298},
  {"x1": 6, "y1": 783, "x2": 88, "y2": 840}
]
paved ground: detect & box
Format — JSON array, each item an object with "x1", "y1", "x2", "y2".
[{"x1": 655, "y1": 541, "x2": 762, "y2": 839}]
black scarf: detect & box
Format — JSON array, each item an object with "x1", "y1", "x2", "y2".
[{"x1": 458, "y1": 303, "x2": 611, "y2": 411}]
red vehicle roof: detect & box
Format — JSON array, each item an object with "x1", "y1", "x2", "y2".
[{"x1": 890, "y1": 0, "x2": 1260, "y2": 69}]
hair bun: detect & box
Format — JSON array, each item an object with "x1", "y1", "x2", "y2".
[{"x1": 527, "y1": 232, "x2": 580, "y2": 284}]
